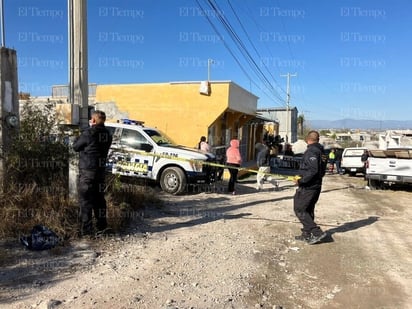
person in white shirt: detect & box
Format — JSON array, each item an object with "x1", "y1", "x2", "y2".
[{"x1": 198, "y1": 136, "x2": 211, "y2": 152}]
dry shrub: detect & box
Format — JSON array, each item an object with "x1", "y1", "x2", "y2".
[
  {"x1": 0, "y1": 177, "x2": 157, "y2": 240},
  {"x1": 105, "y1": 174, "x2": 161, "y2": 232},
  {"x1": 0, "y1": 103, "x2": 160, "y2": 240},
  {"x1": 0, "y1": 181, "x2": 77, "y2": 239}
]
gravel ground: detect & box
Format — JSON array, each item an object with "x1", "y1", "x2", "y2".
[{"x1": 1, "y1": 172, "x2": 412, "y2": 309}]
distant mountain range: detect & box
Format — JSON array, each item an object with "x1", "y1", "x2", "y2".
[{"x1": 308, "y1": 119, "x2": 412, "y2": 130}]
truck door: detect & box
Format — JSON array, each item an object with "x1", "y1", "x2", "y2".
[
  {"x1": 112, "y1": 128, "x2": 155, "y2": 179},
  {"x1": 106, "y1": 126, "x2": 121, "y2": 172}
]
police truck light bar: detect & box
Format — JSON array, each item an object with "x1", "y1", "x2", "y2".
[{"x1": 119, "y1": 119, "x2": 145, "y2": 126}]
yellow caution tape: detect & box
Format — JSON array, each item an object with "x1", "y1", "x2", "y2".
[
  {"x1": 203, "y1": 161, "x2": 299, "y2": 181},
  {"x1": 109, "y1": 148, "x2": 301, "y2": 182}
]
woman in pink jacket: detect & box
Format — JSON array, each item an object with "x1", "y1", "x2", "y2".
[{"x1": 226, "y1": 139, "x2": 242, "y2": 194}]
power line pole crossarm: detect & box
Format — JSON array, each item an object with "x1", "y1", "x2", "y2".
[{"x1": 280, "y1": 73, "x2": 297, "y2": 143}]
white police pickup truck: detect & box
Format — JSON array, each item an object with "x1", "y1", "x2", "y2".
[
  {"x1": 105, "y1": 119, "x2": 217, "y2": 195},
  {"x1": 366, "y1": 148, "x2": 412, "y2": 189}
]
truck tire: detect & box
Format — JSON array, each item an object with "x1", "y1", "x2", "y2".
[
  {"x1": 368, "y1": 179, "x2": 381, "y2": 190},
  {"x1": 160, "y1": 167, "x2": 187, "y2": 195}
]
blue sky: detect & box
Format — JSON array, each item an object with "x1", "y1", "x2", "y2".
[{"x1": 4, "y1": 0, "x2": 412, "y2": 121}]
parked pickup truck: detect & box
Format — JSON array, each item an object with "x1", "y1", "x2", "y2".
[
  {"x1": 341, "y1": 147, "x2": 368, "y2": 176},
  {"x1": 365, "y1": 148, "x2": 412, "y2": 189}
]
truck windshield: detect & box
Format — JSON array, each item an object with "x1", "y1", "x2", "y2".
[
  {"x1": 344, "y1": 149, "x2": 365, "y2": 156},
  {"x1": 144, "y1": 129, "x2": 176, "y2": 146}
]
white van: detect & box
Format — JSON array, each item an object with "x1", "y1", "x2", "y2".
[
  {"x1": 105, "y1": 119, "x2": 217, "y2": 194},
  {"x1": 341, "y1": 147, "x2": 368, "y2": 176}
]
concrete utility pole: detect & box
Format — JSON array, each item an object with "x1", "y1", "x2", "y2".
[
  {"x1": 280, "y1": 73, "x2": 297, "y2": 143},
  {"x1": 68, "y1": 0, "x2": 89, "y2": 199},
  {"x1": 0, "y1": 0, "x2": 19, "y2": 192},
  {"x1": 0, "y1": 48, "x2": 19, "y2": 193},
  {"x1": 207, "y1": 59, "x2": 214, "y2": 81},
  {"x1": 0, "y1": 0, "x2": 5, "y2": 47},
  {"x1": 69, "y1": 0, "x2": 89, "y2": 129}
]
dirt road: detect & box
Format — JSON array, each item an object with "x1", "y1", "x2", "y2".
[{"x1": 1, "y1": 173, "x2": 412, "y2": 309}]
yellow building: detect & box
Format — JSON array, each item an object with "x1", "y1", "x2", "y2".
[{"x1": 94, "y1": 80, "x2": 274, "y2": 163}]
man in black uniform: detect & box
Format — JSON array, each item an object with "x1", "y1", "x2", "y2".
[
  {"x1": 73, "y1": 111, "x2": 112, "y2": 237},
  {"x1": 293, "y1": 130, "x2": 327, "y2": 244}
]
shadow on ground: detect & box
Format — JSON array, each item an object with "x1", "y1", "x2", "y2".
[
  {"x1": 0, "y1": 237, "x2": 97, "y2": 305},
  {"x1": 320, "y1": 216, "x2": 380, "y2": 244}
]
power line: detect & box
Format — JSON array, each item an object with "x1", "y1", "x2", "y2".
[
  {"x1": 219, "y1": 0, "x2": 283, "y2": 101},
  {"x1": 229, "y1": 0, "x2": 287, "y2": 97},
  {"x1": 198, "y1": 0, "x2": 286, "y2": 106},
  {"x1": 195, "y1": 0, "x2": 284, "y2": 105},
  {"x1": 281, "y1": 72, "x2": 297, "y2": 143}
]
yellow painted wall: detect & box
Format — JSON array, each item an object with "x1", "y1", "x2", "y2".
[
  {"x1": 55, "y1": 103, "x2": 79, "y2": 125},
  {"x1": 96, "y1": 82, "x2": 231, "y2": 148}
]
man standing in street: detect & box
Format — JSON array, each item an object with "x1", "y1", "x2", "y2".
[
  {"x1": 293, "y1": 130, "x2": 327, "y2": 244},
  {"x1": 335, "y1": 148, "x2": 343, "y2": 175},
  {"x1": 73, "y1": 110, "x2": 112, "y2": 237}
]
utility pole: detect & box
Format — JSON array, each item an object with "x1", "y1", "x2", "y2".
[
  {"x1": 0, "y1": 0, "x2": 5, "y2": 47},
  {"x1": 69, "y1": 0, "x2": 88, "y2": 129},
  {"x1": 68, "y1": 0, "x2": 89, "y2": 200},
  {"x1": 280, "y1": 73, "x2": 297, "y2": 143},
  {"x1": 207, "y1": 59, "x2": 214, "y2": 81},
  {"x1": 0, "y1": 0, "x2": 19, "y2": 193}
]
